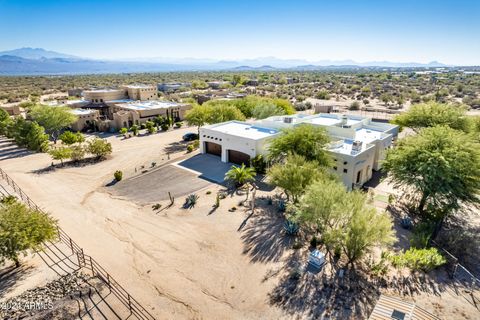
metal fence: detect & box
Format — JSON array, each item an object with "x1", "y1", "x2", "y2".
[
  {"x1": 431, "y1": 240, "x2": 480, "y2": 305},
  {"x1": 0, "y1": 168, "x2": 156, "y2": 320}
]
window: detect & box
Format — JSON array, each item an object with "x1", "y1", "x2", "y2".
[
  {"x1": 333, "y1": 166, "x2": 337, "y2": 170},
  {"x1": 343, "y1": 161, "x2": 348, "y2": 165},
  {"x1": 343, "y1": 168, "x2": 348, "y2": 173}
]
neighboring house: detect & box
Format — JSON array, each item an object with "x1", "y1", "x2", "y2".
[
  {"x1": 369, "y1": 295, "x2": 439, "y2": 320},
  {"x1": 83, "y1": 84, "x2": 158, "y2": 103},
  {"x1": 157, "y1": 82, "x2": 191, "y2": 93},
  {"x1": 70, "y1": 109, "x2": 102, "y2": 132},
  {"x1": 110, "y1": 100, "x2": 192, "y2": 129},
  {"x1": 200, "y1": 113, "x2": 399, "y2": 190}
]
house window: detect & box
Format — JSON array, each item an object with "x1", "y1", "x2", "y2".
[
  {"x1": 343, "y1": 168, "x2": 348, "y2": 173},
  {"x1": 333, "y1": 166, "x2": 337, "y2": 170},
  {"x1": 343, "y1": 161, "x2": 348, "y2": 165}
]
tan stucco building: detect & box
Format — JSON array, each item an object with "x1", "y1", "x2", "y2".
[
  {"x1": 83, "y1": 85, "x2": 158, "y2": 104},
  {"x1": 110, "y1": 100, "x2": 192, "y2": 129}
]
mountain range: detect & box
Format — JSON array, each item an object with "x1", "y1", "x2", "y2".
[{"x1": 0, "y1": 47, "x2": 452, "y2": 75}]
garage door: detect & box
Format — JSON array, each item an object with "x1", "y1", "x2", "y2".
[
  {"x1": 228, "y1": 150, "x2": 250, "y2": 165},
  {"x1": 205, "y1": 142, "x2": 222, "y2": 157}
]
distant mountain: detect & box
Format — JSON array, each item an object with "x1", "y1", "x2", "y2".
[
  {"x1": 0, "y1": 47, "x2": 80, "y2": 60},
  {"x1": 0, "y1": 47, "x2": 453, "y2": 75}
]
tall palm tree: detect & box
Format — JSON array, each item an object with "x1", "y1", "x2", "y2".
[{"x1": 225, "y1": 164, "x2": 256, "y2": 187}]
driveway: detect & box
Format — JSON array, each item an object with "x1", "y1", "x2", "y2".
[
  {"x1": 174, "y1": 154, "x2": 234, "y2": 184},
  {"x1": 112, "y1": 164, "x2": 212, "y2": 203}
]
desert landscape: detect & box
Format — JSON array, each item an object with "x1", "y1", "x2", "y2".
[{"x1": 1, "y1": 123, "x2": 478, "y2": 319}]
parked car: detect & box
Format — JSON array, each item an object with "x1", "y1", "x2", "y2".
[{"x1": 182, "y1": 133, "x2": 199, "y2": 141}]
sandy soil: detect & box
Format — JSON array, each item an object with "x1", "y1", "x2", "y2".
[{"x1": 0, "y1": 128, "x2": 289, "y2": 320}]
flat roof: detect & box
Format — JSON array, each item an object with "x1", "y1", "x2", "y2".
[
  {"x1": 306, "y1": 114, "x2": 362, "y2": 127},
  {"x1": 107, "y1": 99, "x2": 134, "y2": 103},
  {"x1": 355, "y1": 128, "x2": 385, "y2": 143},
  {"x1": 118, "y1": 100, "x2": 185, "y2": 111},
  {"x1": 125, "y1": 85, "x2": 155, "y2": 89},
  {"x1": 71, "y1": 108, "x2": 96, "y2": 115},
  {"x1": 328, "y1": 138, "x2": 373, "y2": 156},
  {"x1": 84, "y1": 88, "x2": 123, "y2": 93},
  {"x1": 206, "y1": 121, "x2": 279, "y2": 140}
]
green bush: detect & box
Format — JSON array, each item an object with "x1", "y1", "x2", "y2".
[
  {"x1": 175, "y1": 122, "x2": 183, "y2": 128},
  {"x1": 192, "y1": 139, "x2": 199, "y2": 149},
  {"x1": 114, "y1": 170, "x2": 123, "y2": 182},
  {"x1": 410, "y1": 222, "x2": 434, "y2": 249},
  {"x1": 389, "y1": 247, "x2": 446, "y2": 272},
  {"x1": 161, "y1": 123, "x2": 169, "y2": 131},
  {"x1": 250, "y1": 154, "x2": 267, "y2": 174},
  {"x1": 187, "y1": 144, "x2": 194, "y2": 153}
]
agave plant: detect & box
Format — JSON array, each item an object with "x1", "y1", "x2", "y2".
[
  {"x1": 183, "y1": 193, "x2": 199, "y2": 209},
  {"x1": 284, "y1": 220, "x2": 299, "y2": 235}
]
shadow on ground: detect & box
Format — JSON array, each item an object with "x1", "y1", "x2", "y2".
[
  {"x1": 240, "y1": 203, "x2": 293, "y2": 263},
  {"x1": 0, "y1": 264, "x2": 35, "y2": 297}
]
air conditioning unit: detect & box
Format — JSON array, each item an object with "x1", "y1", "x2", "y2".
[
  {"x1": 352, "y1": 140, "x2": 363, "y2": 152},
  {"x1": 283, "y1": 117, "x2": 293, "y2": 124}
]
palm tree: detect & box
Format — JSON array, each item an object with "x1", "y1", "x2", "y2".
[{"x1": 225, "y1": 164, "x2": 256, "y2": 187}]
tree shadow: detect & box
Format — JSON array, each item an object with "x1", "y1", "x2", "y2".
[
  {"x1": 240, "y1": 205, "x2": 293, "y2": 263},
  {"x1": 31, "y1": 157, "x2": 106, "y2": 175},
  {"x1": 268, "y1": 255, "x2": 380, "y2": 319},
  {"x1": 163, "y1": 141, "x2": 189, "y2": 154},
  {"x1": 0, "y1": 264, "x2": 35, "y2": 297}
]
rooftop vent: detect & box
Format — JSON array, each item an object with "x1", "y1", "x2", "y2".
[{"x1": 352, "y1": 140, "x2": 363, "y2": 152}]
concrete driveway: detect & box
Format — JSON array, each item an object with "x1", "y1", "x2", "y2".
[
  {"x1": 112, "y1": 164, "x2": 212, "y2": 203},
  {"x1": 175, "y1": 154, "x2": 234, "y2": 184}
]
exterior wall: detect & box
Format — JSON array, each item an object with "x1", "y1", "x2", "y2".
[
  {"x1": 111, "y1": 104, "x2": 191, "y2": 123},
  {"x1": 83, "y1": 89, "x2": 127, "y2": 103},
  {"x1": 200, "y1": 127, "x2": 264, "y2": 162},
  {"x1": 329, "y1": 146, "x2": 376, "y2": 190},
  {"x1": 125, "y1": 86, "x2": 158, "y2": 101},
  {"x1": 71, "y1": 110, "x2": 100, "y2": 131}
]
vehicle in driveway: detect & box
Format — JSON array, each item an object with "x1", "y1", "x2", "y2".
[{"x1": 183, "y1": 132, "x2": 199, "y2": 141}]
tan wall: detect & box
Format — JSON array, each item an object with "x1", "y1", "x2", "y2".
[
  {"x1": 71, "y1": 111, "x2": 100, "y2": 131},
  {"x1": 1, "y1": 105, "x2": 21, "y2": 116},
  {"x1": 126, "y1": 87, "x2": 157, "y2": 101},
  {"x1": 83, "y1": 89, "x2": 127, "y2": 103}
]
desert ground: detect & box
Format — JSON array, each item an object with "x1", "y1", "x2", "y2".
[
  {"x1": 0, "y1": 127, "x2": 290, "y2": 319},
  {"x1": 1, "y1": 126, "x2": 479, "y2": 319}
]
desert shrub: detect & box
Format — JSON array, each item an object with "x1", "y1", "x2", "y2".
[
  {"x1": 114, "y1": 170, "x2": 123, "y2": 182},
  {"x1": 70, "y1": 145, "x2": 86, "y2": 162},
  {"x1": 349, "y1": 101, "x2": 360, "y2": 110},
  {"x1": 175, "y1": 122, "x2": 183, "y2": 128},
  {"x1": 389, "y1": 247, "x2": 446, "y2": 272},
  {"x1": 119, "y1": 127, "x2": 128, "y2": 135},
  {"x1": 410, "y1": 222, "x2": 435, "y2": 248},
  {"x1": 192, "y1": 139, "x2": 199, "y2": 149},
  {"x1": 250, "y1": 154, "x2": 267, "y2": 174},
  {"x1": 161, "y1": 123, "x2": 169, "y2": 131},
  {"x1": 187, "y1": 144, "x2": 194, "y2": 153},
  {"x1": 87, "y1": 138, "x2": 112, "y2": 159}
]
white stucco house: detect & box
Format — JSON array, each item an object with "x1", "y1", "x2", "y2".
[{"x1": 199, "y1": 113, "x2": 399, "y2": 190}]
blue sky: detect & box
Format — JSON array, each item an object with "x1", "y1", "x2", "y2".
[{"x1": 0, "y1": 0, "x2": 479, "y2": 64}]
